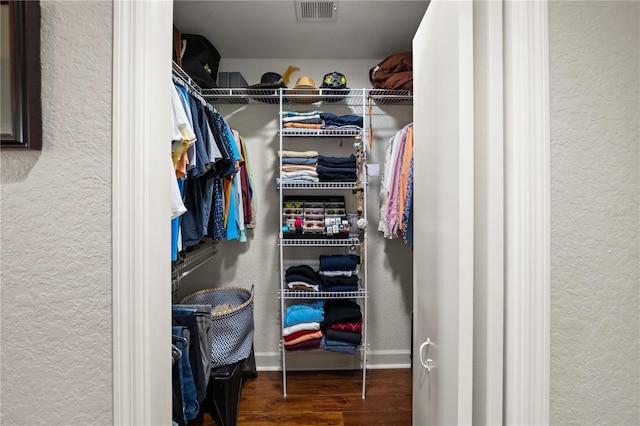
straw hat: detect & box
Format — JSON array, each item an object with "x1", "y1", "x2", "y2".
[{"x1": 289, "y1": 76, "x2": 321, "y2": 104}]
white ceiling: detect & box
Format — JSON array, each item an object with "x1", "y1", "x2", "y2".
[{"x1": 173, "y1": 0, "x2": 429, "y2": 60}]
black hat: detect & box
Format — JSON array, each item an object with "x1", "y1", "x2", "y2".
[
  {"x1": 181, "y1": 34, "x2": 221, "y2": 89},
  {"x1": 248, "y1": 72, "x2": 286, "y2": 89}
]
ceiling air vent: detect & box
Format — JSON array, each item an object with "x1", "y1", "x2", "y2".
[{"x1": 295, "y1": 1, "x2": 338, "y2": 22}]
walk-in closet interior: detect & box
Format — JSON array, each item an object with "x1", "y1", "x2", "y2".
[{"x1": 170, "y1": 1, "x2": 424, "y2": 423}]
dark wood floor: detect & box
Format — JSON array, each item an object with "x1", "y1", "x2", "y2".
[{"x1": 189, "y1": 369, "x2": 412, "y2": 426}]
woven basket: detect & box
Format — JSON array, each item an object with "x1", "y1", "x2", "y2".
[{"x1": 181, "y1": 286, "x2": 254, "y2": 368}]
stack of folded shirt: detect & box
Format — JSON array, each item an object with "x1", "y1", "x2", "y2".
[
  {"x1": 320, "y1": 299, "x2": 363, "y2": 354},
  {"x1": 285, "y1": 264, "x2": 320, "y2": 292},
  {"x1": 317, "y1": 154, "x2": 357, "y2": 182},
  {"x1": 318, "y1": 254, "x2": 360, "y2": 292},
  {"x1": 279, "y1": 150, "x2": 319, "y2": 184},
  {"x1": 281, "y1": 111, "x2": 323, "y2": 130},
  {"x1": 283, "y1": 300, "x2": 325, "y2": 351}
]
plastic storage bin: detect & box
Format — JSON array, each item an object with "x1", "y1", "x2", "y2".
[{"x1": 203, "y1": 360, "x2": 244, "y2": 426}]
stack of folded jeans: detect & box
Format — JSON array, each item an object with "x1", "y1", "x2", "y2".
[{"x1": 317, "y1": 154, "x2": 357, "y2": 182}]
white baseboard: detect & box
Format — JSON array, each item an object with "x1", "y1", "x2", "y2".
[{"x1": 255, "y1": 350, "x2": 411, "y2": 371}]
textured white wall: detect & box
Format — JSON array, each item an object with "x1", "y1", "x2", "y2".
[
  {"x1": 176, "y1": 58, "x2": 414, "y2": 368},
  {"x1": 549, "y1": 1, "x2": 640, "y2": 424},
  {"x1": 0, "y1": 1, "x2": 113, "y2": 424}
]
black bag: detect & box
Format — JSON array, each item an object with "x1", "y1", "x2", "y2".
[{"x1": 181, "y1": 34, "x2": 221, "y2": 88}]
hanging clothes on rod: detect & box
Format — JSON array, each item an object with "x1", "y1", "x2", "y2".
[
  {"x1": 378, "y1": 122, "x2": 413, "y2": 244},
  {"x1": 170, "y1": 67, "x2": 256, "y2": 261}
]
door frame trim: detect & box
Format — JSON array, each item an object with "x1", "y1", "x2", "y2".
[
  {"x1": 473, "y1": 1, "x2": 505, "y2": 424},
  {"x1": 112, "y1": 1, "x2": 173, "y2": 424},
  {"x1": 503, "y1": 1, "x2": 550, "y2": 424}
]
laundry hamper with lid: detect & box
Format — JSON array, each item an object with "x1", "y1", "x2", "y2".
[{"x1": 181, "y1": 285, "x2": 254, "y2": 368}]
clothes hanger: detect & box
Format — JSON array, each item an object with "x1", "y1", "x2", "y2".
[
  {"x1": 171, "y1": 344, "x2": 182, "y2": 364},
  {"x1": 172, "y1": 334, "x2": 188, "y2": 349}
]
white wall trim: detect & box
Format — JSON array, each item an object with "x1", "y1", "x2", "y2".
[
  {"x1": 112, "y1": 1, "x2": 173, "y2": 425},
  {"x1": 255, "y1": 350, "x2": 412, "y2": 371},
  {"x1": 473, "y1": 1, "x2": 505, "y2": 425},
  {"x1": 503, "y1": 1, "x2": 551, "y2": 424}
]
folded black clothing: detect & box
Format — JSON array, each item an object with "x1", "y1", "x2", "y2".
[
  {"x1": 316, "y1": 165, "x2": 357, "y2": 176},
  {"x1": 319, "y1": 285, "x2": 359, "y2": 292},
  {"x1": 286, "y1": 265, "x2": 318, "y2": 281},
  {"x1": 321, "y1": 299, "x2": 362, "y2": 328},
  {"x1": 285, "y1": 273, "x2": 320, "y2": 285},
  {"x1": 325, "y1": 328, "x2": 362, "y2": 345},
  {"x1": 318, "y1": 173, "x2": 358, "y2": 182},
  {"x1": 317, "y1": 154, "x2": 357, "y2": 168},
  {"x1": 320, "y1": 274, "x2": 359, "y2": 288}
]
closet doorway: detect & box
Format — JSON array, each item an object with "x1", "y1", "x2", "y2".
[{"x1": 112, "y1": 1, "x2": 551, "y2": 425}]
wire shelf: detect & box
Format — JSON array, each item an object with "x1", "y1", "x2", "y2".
[
  {"x1": 280, "y1": 128, "x2": 362, "y2": 137},
  {"x1": 367, "y1": 89, "x2": 414, "y2": 105},
  {"x1": 279, "y1": 181, "x2": 359, "y2": 190},
  {"x1": 280, "y1": 289, "x2": 368, "y2": 299},
  {"x1": 172, "y1": 62, "x2": 196, "y2": 89},
  {"x1": 172, "y1": 63, "x2": 412, "y2": 107},
  {"x1": 172, "y1": 240, "x2": 218, "y2": 277},
  {"x1": 171, "y1": 239, "x2": 219, "y2": 293},
  {"x1": 280, "y1": 238, "x2": 360, "y2": 246}
]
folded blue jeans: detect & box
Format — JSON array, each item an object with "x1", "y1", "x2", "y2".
[
  {"x1": 322, "y1": 112, "x2": 363, "y2": 128},
  {"x1": 282, "y1": 157, "x2": 317, "y2": 165}
]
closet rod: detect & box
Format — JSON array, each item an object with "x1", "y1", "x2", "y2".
[
  {"x1": 171, "y1": 240, "x2": 219, "y2": 293},
  {"x1": 172, "y1": 74, "x2": 215, "y2": 114},
  {"x1": 172, "y1": 61, "x2": 200, "y2": 93}
]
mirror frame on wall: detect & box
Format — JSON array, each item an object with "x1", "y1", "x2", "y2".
[{"x1": 1, "y1": 0, "x2": 41, "y2": 150}]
